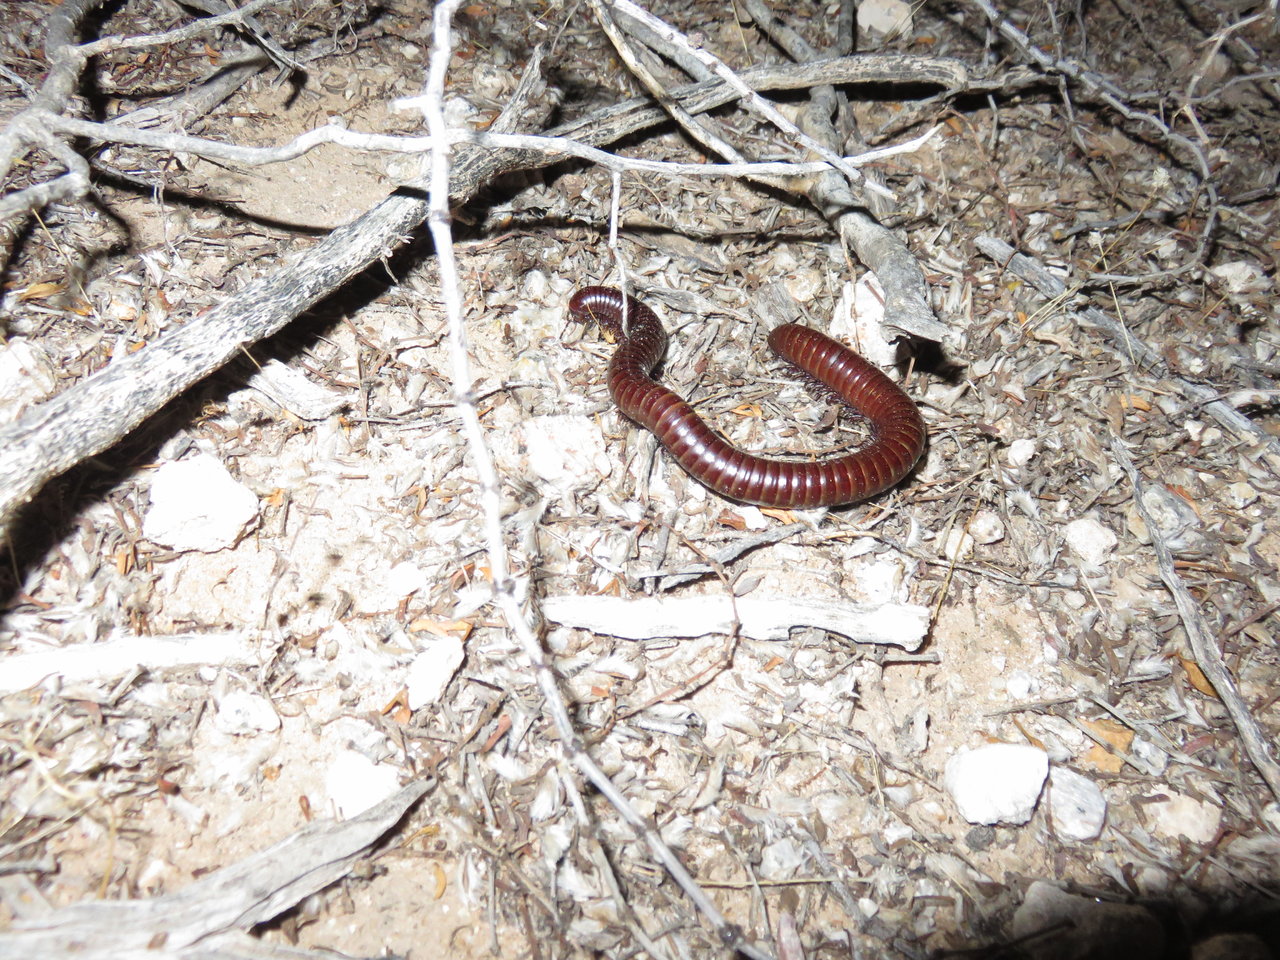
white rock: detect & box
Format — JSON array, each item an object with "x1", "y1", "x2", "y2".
[
  {"x1": 405, "y1": 636, "x2": 466, "y2": 710},
  {"x1": 143, "y1": 454, "x2": 259, "y2": 552},
  {"x1": 1006, "y1": 669, "x2": 1037, "y2": 701},
  {"x1": 522, "y1": 269, "x2": 550, "y2": 300},
  {"x1": 1210, "y1": 260, "x2": 1270, "y2": 293},
  {"x1": 325, "y1": 749, "x2": 402, "y2": 819},
  {"x1": 944, "y1": 743, "x2": 1048, "y2": 825},
  {"x1": 1047, "y1": 767, "x2": 1107, "y2": 841},
  {"x1": 443, "y1": 95, "x2": 478, "y2": 128},
  {"x1": 941, "y1": 527, "x2": 973, "y2": 560},
  {"x1": 509, "y1": 301, "x2": 564, "y2": 343},
  {"x1": 857, "y1": 0, "x2": 913, "y2": 36},
  {"x1": 1225, "y1": 481, "x2": 1257, "y2": 508},
  {"x1": 882, "y1": 818, "x2": 914, "y2": 845},
  {"x1": 831, "y1": 278, "x2": 894, "y2": 367},
  {"x1": 1063, "y1": 516, "x2": 1117, "y2": 567},
  {"x1": 353, "y1": 560, "x2": 428, "y2": 615},
  {"x1": 1146, "y1": 792, "x2": 1222, "y2": 843},
  {"x1": 969, "y1": 510, "x2": 1005, "y2": 545},
  {"x1": 759, "y1": 836, "x2": 803, "y2": 880},
  {"x1": 736, "y1": 504, "x2": 770, "y2": 531},
  {"x1": 882, "y1": 783, "x2": 916, "y2": 808},
  {"x1": 385, "y1": 560, "x2": 426, "y2": 598},
  {"x1": 1007, "y1": 438, "x2": 1037, "y2": 467},
  {"x1": 523, "y1": 414, "x2": 610, "y2": 494},
  {"x1": 212, "y1": 689, "x2": 281, "y2": 735},
  {"x1": 1129, "y1": 737, "x2": 1169, "y2": 777}
]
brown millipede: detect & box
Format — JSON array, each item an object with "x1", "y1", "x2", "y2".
[{"x1": 568, "y1": 285, "x2": 926, "y2": 509}]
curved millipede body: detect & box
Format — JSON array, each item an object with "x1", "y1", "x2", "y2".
[{"x1": 568, "y1": 285, "x2": 926, "y2": 509}]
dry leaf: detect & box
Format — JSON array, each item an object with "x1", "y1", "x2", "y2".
[
  {"x1": 380, "y1": 687, "x2": 410, "y2": 716},
  {"x1": 18, "y1": 281, "x2": 63, "y2": 301},
  {"x1": 1165, "y1": 485, "x2": 1202, "y2": 516},
  {"x1": 1178, "y1": 654, "x2": 1219, "y2": 698},
  {"x1": 1013, "y1": 717, "x2": 1046, "y2": 751},
  {"x1": 1120, "y1": 394, "x2": 1152, "y2": 412},
  {"x1": 716, "y1": 510, "x2": 747, "y2": 530},
  {"x1": 408, "y1": 617, "x2": 474, "y2": 641},
  {"x1": 1079, "y1": 716, "x2": 1134, "y2": 774}
]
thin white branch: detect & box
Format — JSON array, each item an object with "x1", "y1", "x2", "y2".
[
  {"x1": 542, "y1": 596, "x2": 929, "y2": 649},
  {"x1": 75, "y1": 0, "x2": 284, "y2": 56},
  {"x1": 0, "y1": 123, "x2": 92, "y2": 222},
  {"x1": 419, "y1": 6, "x2": 770, "y2": 956},
  {"x1": 0, "y1": 0, "x2": 95, "y2": 183},
  {"x1": 590, "y1": 0, "x2": 751, "y2": 173},
  {"x1": 609, "y1": 0, "x2": 893, "y2": 201},
  {"x1": 6, "y1": 40, "x2": 968, "y2": 227},
  {"x1": 0, "y1": 632, "x2": 257, "y2": 695},
  {"x1": 31, "y1": 108, "x2": 935, "y2": 182}
]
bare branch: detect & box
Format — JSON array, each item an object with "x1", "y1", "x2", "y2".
[
  {"x1": 1110, "y1": 436, "x2": 1280, "y2": 801},
  {"x1": 967, "y1": 0, "x2": 1220, "y2": 282},
  {"x1": 608, "y1": 0, "x2": 893, "y2": 200},
  {"x1": 417, "y1": 9, "x2": 770, "y2": 958},
  {"x1": 75, "y1": 0, "x2": 286, "y2": 57},
  {"x1": 36, "y1": 109, "x2": 937, "y2": 182},
  {"x1": 0, "y1": 52, "x2": 974, "y2": 528}
]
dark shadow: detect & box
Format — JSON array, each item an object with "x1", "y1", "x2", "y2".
[
  {"x1": 0, "y1": 214, "x2": 437, "y2": 614},
  {"x1": 929, "y1": 890, "x2": 1280, "y2": 959}
]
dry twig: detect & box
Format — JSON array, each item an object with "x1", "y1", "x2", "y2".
[
  {"x1": 975, "y1": 235, "x2": 1280, "y2": 459},
  {"x1": 739, "y1": 0, "x2": 946, "y2": 344},
  {"x1": 1109, "y1": 436, "x2": 1280, "y2": 801},
  {"x1": 414, "y1": 4, "x2": 769, "y2": 955},
  {"x1": 0, "y1": 781, "x2": 431, "y2": 959},
  {"x1": 968, "y1": 0, "x2": 1220, "y2": 282}
]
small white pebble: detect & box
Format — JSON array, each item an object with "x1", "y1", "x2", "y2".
[
  {"x1": 944, "y1": 743, "x2": 1048, "y2": 825},
  {"x1": 405, "y1": 637, "x2": 465, "y2": 710},
  {"x1": 1063, "y1": 516, "x2": 1117, "y2": 567},
  {"x1": 212, "y1": 689, "x2": 280, "y2": 735},
  {"x1": 1048, "y1": 767, "x2": 1107, "y2": 841},
  {"x1": 969, "y1": 510, "x2": 1005, "y2": 545},
  {"x1": 1146, "y1": 793, "x2": 1221, "y2": 843},
  {"x1": 1006, "y1": 438, "x2": 1037, "y2": 467},
  {"x1": 142, "y1": 455, "x2": 259, "y2": 552}
]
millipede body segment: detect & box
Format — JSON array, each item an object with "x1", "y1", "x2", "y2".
[{"x1": 568, "y1": 285, "x2": 926, "y2": 509}]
